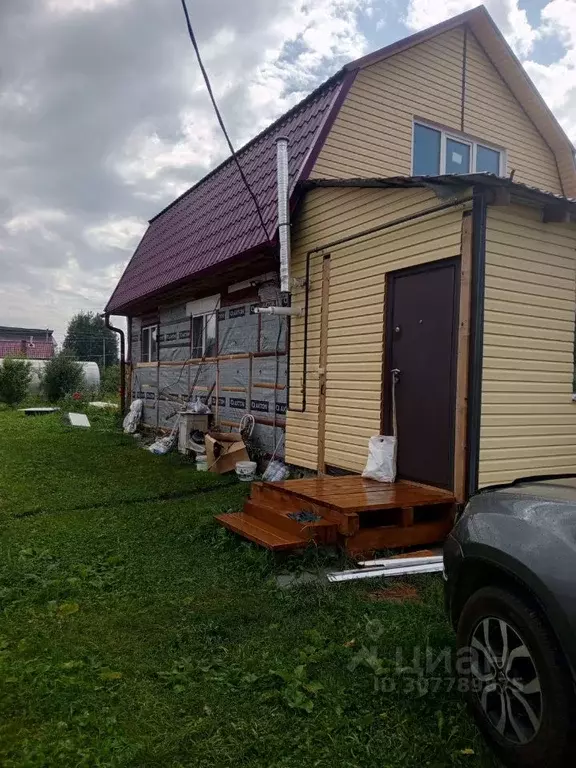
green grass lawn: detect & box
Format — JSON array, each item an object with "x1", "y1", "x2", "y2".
[{"x1": 0, "y1": 408, "x2": 496, "y2": 767}]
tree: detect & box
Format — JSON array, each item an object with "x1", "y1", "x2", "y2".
[
  {"x1": 41, "y1": 353, "x2": 84, "y2": 402},
  {"x1": 63, "y1": 312, "x2": 118, "y2": 369},
  {"x1": 0, "y1": 357, "x2": 32, "y2": 407}
]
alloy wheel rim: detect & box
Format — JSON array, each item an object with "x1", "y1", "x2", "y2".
[{"x1": 469, "y1": 616, "x2": 543, "y2": 745}]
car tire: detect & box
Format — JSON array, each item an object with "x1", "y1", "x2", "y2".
[{"x1": 456, "y1": 585, "x2": 575, "y2": 768}]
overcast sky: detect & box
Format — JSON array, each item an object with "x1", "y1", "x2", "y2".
[{"x1": 0, "y1": 0, "x2": 574, "y2": 341}]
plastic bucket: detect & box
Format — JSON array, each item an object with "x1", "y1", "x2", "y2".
[
  {"x1": 196, "y1": 455, "x2": 208, "y2": 472},
  {"x1": 235, "y1": 460, "x2": 257, "y2": 482}
]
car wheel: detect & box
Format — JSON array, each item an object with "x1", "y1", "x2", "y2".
[{"x1": 456, "y1": 585, "x2": 575, "y2": 768}]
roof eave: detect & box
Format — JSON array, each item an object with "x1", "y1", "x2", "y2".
[
  {"x1": 105, "y1": 240, "x2": 277, "y2": 316},
  {"x1": 301, "y1": 174, "x2": 576, "y2": 212}
]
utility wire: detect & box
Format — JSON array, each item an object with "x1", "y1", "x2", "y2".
[{"x1": 179, "y1": 0, "x2": 271, "y2": 242}]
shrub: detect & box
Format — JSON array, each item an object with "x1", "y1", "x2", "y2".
[
  {"x1": 100, "y1": 364, "x2": 121, "y2": 396},
  {"x1": 0, "y1": 356, "x2": 32, "y2": 407},
  {"x1": 41, "y1": 353, "x2": 85, "y2": 402}
]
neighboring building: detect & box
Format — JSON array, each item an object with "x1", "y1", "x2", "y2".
[
  {"x1": 0, "y1": 326, "x2": 55, "y2": 360},
  {"x1": 106, "y1": 6, "x2": 576, "y2": 498}
]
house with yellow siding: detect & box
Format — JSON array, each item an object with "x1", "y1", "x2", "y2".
[{"x1": 107, "y1": 5, "x2": 576, "y2": 514}]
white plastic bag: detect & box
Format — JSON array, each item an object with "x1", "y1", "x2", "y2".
[
  {"x1": 148, "y1": 434, "x2": 177, "y2": 455},
  {"x1": 123, "y1": 399, "x2": 143, "y2": 434},
  {"x1": 187, "y1": 397, "x2": 212, "y2": 415},
  {"x1": 362, "y1": 435, "x2": 397, "y2": 483},
  {"x1": 263, "y1": 459, "x2": 289, "y2": 482}
]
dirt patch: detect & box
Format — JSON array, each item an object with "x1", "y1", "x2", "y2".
[{"x1": 366, "y1": 582, "x2": 422, "y2": 603}]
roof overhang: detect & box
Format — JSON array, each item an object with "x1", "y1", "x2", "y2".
[
  {"x1": 108, "y1": 242, "x2": 277, "y2": 317},
  {"x1": 301, "y1": 174, "x2": 576, "y2": 219}
]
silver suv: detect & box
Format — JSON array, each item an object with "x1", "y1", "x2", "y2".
[{"x1": 444, "y1": 474, "x2": 576, "y2": 768}]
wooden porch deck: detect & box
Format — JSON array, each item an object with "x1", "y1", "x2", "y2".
[{"x1": 216, "y1": 476, "x2": 456, "y2": 556}]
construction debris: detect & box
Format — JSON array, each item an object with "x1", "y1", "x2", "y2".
[
  {"x1": 66, "y1": 412, "x2": 91, "y2": 428},
  {"x1": 288, "y1": 510, "x2": 323, "y2": 523},
  {"x1": 20, "y1": 407, "x2": 60, "y2": 416},
  {"x1": 359, "y1": 554, "x2": 442, "y2": 569},
  {"x1": 205, "y1": 431, "x2": 249, "y2": 474},
  {"x1": 123, "y1": 399, "x2": 143, "y2": 434},
  {"x1": 326, "y1": 554, "x2": 443, "y2": 583}
]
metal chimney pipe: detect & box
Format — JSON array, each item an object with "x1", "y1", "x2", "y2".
[{"x1": 276, "y1": 136, "x2": 291, "y2": 294}]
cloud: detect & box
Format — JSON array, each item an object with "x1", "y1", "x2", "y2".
[
  {"x1": 405, "y1": 0, "x2": 536, "y2": 56},
  {"x1": 45, "y1": 0, "x2": 131, "y2": 14},
  {"x1": 524, "y1": 0, "x2": 576, "y2": 141},
  {"x1": 0, "y1": 0, "x2": 573, "y2": 343},
  {"x1": 84, "y1": 216, "x2": 146, "y2": 251},
  {"x1": 0, "y1": 0, "x2": 370, "y2": 339},
  {"x1": 5, "y1": 208, "x2": 68, "y2": 236}
]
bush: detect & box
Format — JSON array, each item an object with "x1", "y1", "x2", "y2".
[
  {"x1": 41, "y1": 353, "x2": 85, "y2": 402},
  {"x1": 0, "y1": 356, "x2": 32, "y2": 407},
  {"x1": 100, "y1": 364, "x2": 121, "y2": 396}
]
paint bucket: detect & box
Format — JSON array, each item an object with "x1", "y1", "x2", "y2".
[
  {"x1": 235, "y1": 461, "x2": 257, "y2": 482},
  {"x1": 196, "y1": 455, "x2": 208, "y2": 472}
]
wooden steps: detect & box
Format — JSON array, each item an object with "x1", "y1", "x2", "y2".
[
  {"x1": 216, "y1": 512, "x2": 307, "y2": 551},
  {"x1": 216, "y1": 476, "x2": 457, "y2": 555},
  {"x1": 244, "y1": 501, "x2": 338, "y2": 543}
]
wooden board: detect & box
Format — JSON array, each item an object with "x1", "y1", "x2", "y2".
[
  {"x1": 317, "y1": 255, "x2": 331, "y2": 473},
  {"x1": 216, "y1": 512, "x2": 307, "y2": 551},
  {"x1": 261, "y1": 476, "x2": 454, "y2": 513},
  {"x1": 454, "y1": 212, "x2": 472, "y2": 502},
  {"x1": 344, "y1": 517, "x2": 453, "y2": 556}
]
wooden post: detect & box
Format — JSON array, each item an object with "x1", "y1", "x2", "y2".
[
  {"x1": 316, "y1": 255, "x2": 331, "y2": 474},
  {"x1": 454, "y1": 213, "x2": 473, "y2": 503}
]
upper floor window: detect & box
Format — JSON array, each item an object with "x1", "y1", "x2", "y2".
[
  {"x1": 413, "y1": 121, "x2": 505, "y2": 177},
  {"x1": 186, "y1": 294, "x2": 219, "y2": 359},
  {"x1": 141, "y1": 324, "x2": 158, "y2": 363},
  {"x1": 191, "y1": 313, "x2": 217, "y2": 358}
]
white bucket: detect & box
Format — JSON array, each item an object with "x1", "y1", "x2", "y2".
[
  {"x1": 196, "y1": 455, "x2": 208, "y2": 472},
  {"x1": 235, "y1": 460, "x2": 257, "y2": 482}
]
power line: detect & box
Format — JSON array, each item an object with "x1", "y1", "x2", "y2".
[{"x1": 178, "y1": 0, "x2": 271, "y2": 242}]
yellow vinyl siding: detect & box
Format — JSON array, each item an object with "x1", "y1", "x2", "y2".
[
  {"x1": 478, "y1": 205, "x2": 576, "y2": 486},
  {"x1": 312, "y1": 26, "x2": 563, "y2": 196},
  {"x1": 313, "y1": 28, "x2": 465, "y2": 179},
  {"x1": 463, "y1": 33, "x2": 562, "y2": 194},
  {"x1": 286, "y1": 187, "x2": 466, "y2": 472}
]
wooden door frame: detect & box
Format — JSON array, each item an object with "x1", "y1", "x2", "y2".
[
  {"x1": 316, "y1": 254, "x2": 331, "y2": 474},
  {"x1": 381, "y1": 251, "x2": 469, "y2": 496},
  {"x1": 454, "y1": 213, "x2": 473, "y2": 502}
]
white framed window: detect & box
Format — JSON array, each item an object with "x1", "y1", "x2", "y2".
[
  {"x1": 412, "y1": 121, "x2": 506, "y2": 177},
  {"x1": 141, "y1": 324, "x2": 158, "y2": 363},
  {"x1": 186, "y1": 294, "x2": 219, "y2": 359},
  {"x1": 191, "y1": 313, "x2": 217, "y2": 358}
]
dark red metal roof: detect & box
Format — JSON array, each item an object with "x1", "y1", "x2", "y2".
[{"x1": 106, "y1": 72, "x2": 349, "y2": 313}]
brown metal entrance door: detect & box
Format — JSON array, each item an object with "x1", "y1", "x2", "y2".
[{"x1": 385, "y1": 258, "x2": 460, "y2": 489}]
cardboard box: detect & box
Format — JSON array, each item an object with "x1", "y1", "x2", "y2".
[{"x1": 205, "y1": 431, "x2": 249, "y2": 474}]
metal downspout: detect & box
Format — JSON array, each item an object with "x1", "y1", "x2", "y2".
[
  {"x1": 287, "y1": 250, "x2": 311, "y2": 413},
  {"x1": 104, "y1": 314, "x2": 126, "y2": 416},
  {"x1": 466, "y1": 188, "x2": 488, "y2": 497}
]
